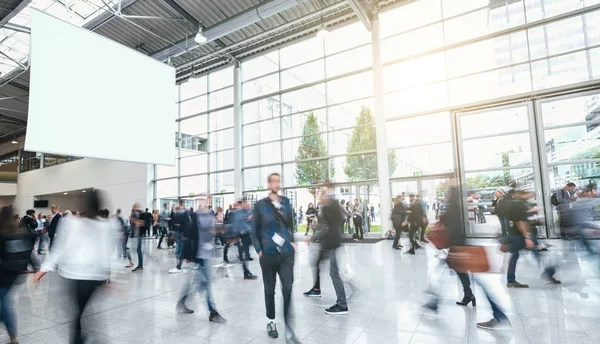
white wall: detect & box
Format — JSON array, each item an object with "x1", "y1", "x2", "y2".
[
  {"x1": 14, "y1": 158, "x2": 153, "y2": 215},
  {"x1": 32, "y1": 194, "x2": 86, "y2": 215},
  {"x1": 0, "y1": 183, "x2": 17, "y2": 196}
]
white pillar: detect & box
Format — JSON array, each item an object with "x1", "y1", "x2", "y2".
[
  {"x1": 371, "y1": 12, "x2": 391, "y2": 237},
  {"x1": 233, "y1": 62, "x2": 243, "y2": 200}
]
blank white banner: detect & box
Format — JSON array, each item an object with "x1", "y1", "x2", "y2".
[{"x1": 26, "y1": 9, "x2": 176, "y2": 166}]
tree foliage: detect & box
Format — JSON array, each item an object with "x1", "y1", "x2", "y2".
[
  {"x1": 295, "y1": 112, "x2": 333, "y2": 203},
  {"x1": 344, "y1": 107, "x2": 397, "y2": 199}
]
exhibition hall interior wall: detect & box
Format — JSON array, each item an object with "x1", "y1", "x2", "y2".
[{"x1": 13, "y1": 158, "x2": 153, "y2": 215}]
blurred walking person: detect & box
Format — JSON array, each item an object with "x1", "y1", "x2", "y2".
[
  {"x1": 1, "y1": 205, "x2": 35, "y2": 344},
  {"x1": 157, "y1": 203, "x2": 171, "y2": 249},
  {"x1": 407, "y1": 194, "x2": 425, "y2": 254},
  {"x1": 305, "y1": 203, "x2": 317, "y2": 235},
  {"x1": 240, "y1": 200, "x2": 254, "y2": 261},
  {"x1": 130, "y1": 204, "x2": 144, "y2": 272},
  {"x1": 21, "y1": 209, "x2": 40, "y2": 272},
  {"x1": 303, "y1": 194, "x2": 351, "y2": 315},
  {"x1": 48, "y1": 204, "x2": 62, "y2": 250},
  {"x1": 33, "y1": 191, "x2": 114, "y2": 344},
  {"x1": 352, "y1": 198, "x2": 364, "y2": 240},
  {"x1": 391, "y1": 196, "x2": 407, "y2": 250},
  {"x1": 176, "y1": 204, "x2": 227, "y2": 323},
  {"x1": 36, "y1": 212, "x2": 49, "y2": 254},
  {"x1": 554, "y1": 182, "x2": 577, "y2": 239},
  {"x1": 170, "y1": 206, "x2": 191, "y2": 274},
  {"x1": 229, "y1": 201, "x2": 258, "y2": 279},
  {"x1": 252, "y1": 173, "x2": 300, "y2": 343},
  {"x1": 339, "y1": 199, "x2": 350, "y2": 234}
]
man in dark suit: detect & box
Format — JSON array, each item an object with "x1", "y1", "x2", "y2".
[
  {"x1": 142, "y1": 208, "x2": 152, "y2": 237},
  {"x1": 48, "y1": 204, "x2": 62, "y2": 250}
]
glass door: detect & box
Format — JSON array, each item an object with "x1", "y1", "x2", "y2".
[
  {"x1": 390, "y1": 175, "x2": 453, "y2": 224},
  {"x1": 536, "y1": 91, "x2": 600, "y2": 237},
  {"x1": 456, "y1": 103, "x2": 545, "y2": 237}
]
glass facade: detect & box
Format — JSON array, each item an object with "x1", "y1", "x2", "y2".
[{"x1": 155, "y1": 0, "x2": 600, "y2": 236}]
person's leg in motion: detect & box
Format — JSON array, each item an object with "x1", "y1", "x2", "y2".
[
  {"x1": 353, "y1": 217, "x2": 363, "y2": 239},
  {"x1": 304, "y1": 249, "x2": 323, "y2": 297},
  {"x1": 73, "y1": 280, "x2": 98, "y2": 344},
  {"x1": 475, "y1": 276, "x2": 510, "y2": 330},
  {"x1": 223, "y1": 241, "x2": 230, "y2": 263},
  {"x1": 455, "y1": 273, "x2": 475, "y2": 306},
  {"x1": 260, "y1": 255, "x2": 279, "y2": 338},
  {"x1": 278, "y1": 254, "x2": 298, "y2": 342},
  {"x1": 157, "y1": 227, "x2": 166, "y2": 249},
  {"x1": 407, "y1": 223, "x2": 417, "y2": 254},
  {"x1": 241, "y1": 233, "x2": 252, "y2": 260},
  {"x1": 134, "y1": 235, "x2": 143, "y2": 271},
  {"x1": 326, "y1": 250, "x2": 348, "y2": 314},
  {"x1": 507, "y1": 235, "x2": 527, "y2": 287},
  {"x1": 0, "y1": 287, "x2": 17, "y2": 343},
  {"x1": 392, "y1": 223, "x2": 402, "y2": 249}
]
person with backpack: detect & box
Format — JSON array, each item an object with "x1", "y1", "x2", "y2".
[
  {"x1": 552, "y1": 182, "x2": 577, "y2": 239},
  {"x1": 0, "y1": 205, "x2": 34, "y2": 344},
  {"x1": 33, "y1": 191, "x2": 115, "y2": 344},
  {"x1": 20, "y1": 209, "x2": 39, "y2": 272}
]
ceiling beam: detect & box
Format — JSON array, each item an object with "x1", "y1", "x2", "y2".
[
  {"x1": 84, "y1": 0, "x2": 139, "y2": 31},
  {"x1": 346, "y1": 0, "x2": 372, "y2": 31},
  {"x1": 161, "y1": 0, "x2": 227, "y2": 49},
  {"x1": 0, "y1": 112, "x2": 26, "y2": 125},
  {"x1": 0, "y1": 0, "x2": 32, "y2": 27}
]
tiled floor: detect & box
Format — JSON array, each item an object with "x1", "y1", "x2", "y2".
[{"x1": 3, "y1": 236, "x2": 600, "y2": 344}]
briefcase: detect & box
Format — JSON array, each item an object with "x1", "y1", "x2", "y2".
[{"x1": 447, "y1": 245, "x2": 489, "y2": 273}]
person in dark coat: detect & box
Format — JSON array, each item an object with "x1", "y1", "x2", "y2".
[
  {"x1": 391, "y1": 196, "x2": 408, "y2": 250},
  {"x1": 48, "y1": 204, "x2": 62, "y2": 249},
  {"x1": 303, "y1": 194, "x2": 350, "y2": 315}
]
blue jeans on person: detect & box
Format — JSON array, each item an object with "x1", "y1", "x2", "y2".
[
  {"x1": 136, "y1": 236, "x2": 143, "y2": 268},
  {"x1": 179, "y1": 258, "x2": 217, "y2": 313},
  {"x1": 175, "y1": 231, "x2": 185, "y2": 269},
  {"x1": 474, "y1": 275, "x2": 508, "y2": 323},
  {"x1": 507, "y1": 235, "x2": 526, "y2": 282},
  {"x1": 0, "y1": 287, "x2": 16, "y2": 339},
  {"x1": 498, "y1": 215, "x2": 509, "y2": 236}
]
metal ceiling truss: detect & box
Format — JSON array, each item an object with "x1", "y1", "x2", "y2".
[
  {"x1": 346, "y1": 0, "x2": 372, "y2": 31},
  {"x1": 0, "y1": 0, "x2": 32, "y2": 27}
]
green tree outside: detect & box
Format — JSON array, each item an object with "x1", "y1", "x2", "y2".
[
  {"x1": 344, "y1": 106, "x2": 397, "y2": 200},
  {"x1": 295, "y1": 112, "x2": 333, "y2": 204}
]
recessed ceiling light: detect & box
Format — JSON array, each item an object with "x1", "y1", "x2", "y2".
[
  {"x1": 63, "y1": 192, "x2": 68, "y2": 195},
  {"x1": 82, "y1": 190, "x2": 86, "y2": 193}
]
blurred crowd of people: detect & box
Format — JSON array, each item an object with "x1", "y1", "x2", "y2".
[{"x1": 0, "y1": 175, "x2": 598, "y2": 343}]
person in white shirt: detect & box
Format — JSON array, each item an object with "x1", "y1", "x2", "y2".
[{"x1": 33, "y1": 190, "x2": 115, "y2": 344}]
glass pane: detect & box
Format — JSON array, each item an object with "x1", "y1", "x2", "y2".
[
  {"x1": 210, "y1": 149, "x2": 234, "y2": 172},
  {"x1": 544, "y1": 125, "x2": 600, "y2": 163},
  {"x1": 380, "y1": 0, "x2": 442, "y2": 38},
  {"x1": 242, "y1": 51, "x2": 279, "y2": 81},
  {"x1": 280, "y1": 59, "x2": 325, "y2": 90},
  {"x1": 244, "y1": 142, "x2": 282, "y2": 166},
  {"x1": 244, "y1": 166, "x2": 281, "y2": 191},
  {"x1": 463, "y1": 133, "x2": 533, "y2": 170},
  {"x1": 282, "y1": 135, "x2": 329, "y2": 162},
  {"x1": 180, "y1": 76, "x2": 208, "y2": 101},
  {"x1": 327, "y1": 71, "x2": 373, "y2": 104},
  {"x1": 209, "y1": 87, "x2": 233, "y2": 109},
  {"x1": 156, "y1": 178, "x2": 178, "y2": 198},
  {"x1": 531, "y1": 51, "x2": 590, "y2": 90},
  {"x1": 328, "y1": 129, "x2": 355, "y2": 156},
  {"x1": 548, "y1": 163, "x2": 600, "y2": 193},
  {"x1": 390, "y1": 143, "x2": 454, "y2": 178},
  {"x1": 210, "y1": 171, "x2": 234, "y2": 193},
  {"x1": 460, "y1": 106, "x2": 530, "y2": 139},
  {"x1": 243, "y1": 117, "x2": 281, "y2": 145},
  {"x1": 382, "y1": 23, "x2": 444, "y2": 63},
  {"x1": 449, "y1": 64, "x2": 532, "y2": 105},
  {"x1": 280, "y1": 37, "x2": 324, "y2": 69},
  {"x1": 180, "y1": 115, "x2": 208, "y2": 136},
  {"x1": 281, "y1": 84, "x2": 327, "y2": 113},
  {"x1": 446, "y1": 31, "x2": 529, "y2": 79},
  {"x1": 591, "y1": 47, "x2": 600, "y2": 79},
  {"x1": 328, "y1": 98, "x2": 374, "y2": 131},
  {"x1": 157, "y1": 152, "x2": 178, "y2": 179},
  {"x1": 325, "y1": 45, "x2": 372, "y2": 78},
  {"x1": 444, "y1": 5, "x2": 525, "y2": 45},
  {"x1": 209, "y1": 129, "x2": 234, "y2": 151},
  {"x1": 281, "y1": 110, "x2": 327, "y2": 139},
  {"x1": 384, "y1": 82, "x2": 449, "y2": 118},
  {"x1": 283, "y1": 158, "x2": 334, "y2": 187},
  {"x1": 586, "y1": 10, "x2": 600, "y2": 47},
  {"x1": 341, "y1": 152, "x2": 379, "y2": 182},
  {"x1": 243, "y1": 73, "x2": 279, "y2": 100},
  {"x1": 324, "y1": 22, "x2": 371, "y2": 55},
  {"x1": 180, "y1": 95, "x2": 208, "y2": 117},
  {"x1": 384, "y1": 52, "x2": 446, "y2": 93},
  {"x1": 541, "y1": 93, "x2": 600, "y2": 126},
  {"x1": 525, "y1": 0, "x2": 589, "y2": 22},
  {"x1": 209, "y1": 66, "x2": 233, "y2": 91},
  {"x1": 181, "y1": 175, "x2": 209, "y2": 196},
  {"x1": 242, "y1": 96, "x2": 281, "y2": 124},
  {"x1": 387, "y1": 113, "x2": 451, "y2": 148},
  {"x1": 209, "y1": 108, "x2": 234, "y2": 131},
  {"x1": 180, "y1": 154, "x2": 208, "y2": 175}
]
